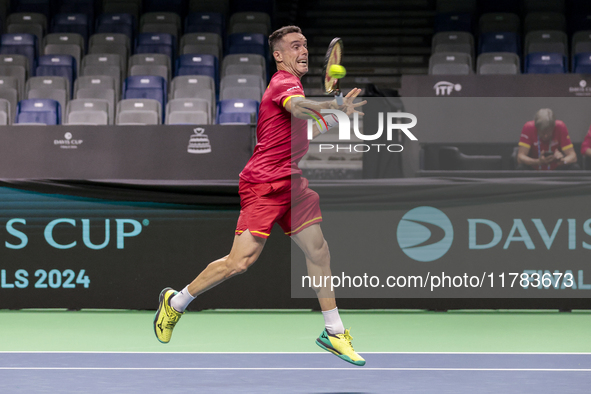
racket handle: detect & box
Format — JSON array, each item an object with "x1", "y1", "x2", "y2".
[{"x1": 336, "y1": 92, "x2": 343, "y2": 105}]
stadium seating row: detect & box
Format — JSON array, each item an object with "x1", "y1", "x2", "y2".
[
  {"x1": 431, "y1": 1, "x2": 591, "y2": 75},
  {"x1": 1, "y1": 9, "x2": 271, "y2": 42},
  {"x1": 0, "y1": 0, "x2": 272, "y2": 24},
  {"x1": 0, "y1": 68, "x2": 262, "y2": 124},
  {"x1": 0, "y1": 3, "x2": 274, "y2": 104},
  {"x1": 430, "y1": 30, "x2": 591, "y2": 74},
  {"x1": 0, "y1": 32, "x2": 268, "y2": 123},
  {"x1": 0, "y1": 96, "x2": 258, "y2": 125},
  {"x1": 0, "y1": 30, "x2": 269, "y2": 74},
  {"x1": 436, "y1": 0, "x2": 591, "y2": 19},
  {"x1": 433, "y1": 21, "x2": 591, "y2": 58},
  {"x1": 435, "y1": 10, "x2": 591, "y2": 35},
  {"x1": 428, "y1": 51, "x2": 585, "y2": 75}
]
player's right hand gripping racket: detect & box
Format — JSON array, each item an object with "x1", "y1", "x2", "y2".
[{"x1": 322, "y1": 37, "x2": 344, "y2": 105}]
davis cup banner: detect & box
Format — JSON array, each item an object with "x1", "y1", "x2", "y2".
[
  {"x1": 290, "y1": 179, "x2": 591, "y2": 300},
  {"x1": 1, "y1": 179, "x2": 591, "y2": 309}
]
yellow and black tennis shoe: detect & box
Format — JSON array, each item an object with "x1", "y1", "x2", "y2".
[
  {"x1": 316, "y1": 328, "x2": 365, "y2": 366},
  {"x1": 153, "y1": 287, "x2": 183, "y2": 344}
]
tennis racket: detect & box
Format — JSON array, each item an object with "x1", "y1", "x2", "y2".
[{"x1": 322, "y1": 37, "x2": 344, "y2": 105}]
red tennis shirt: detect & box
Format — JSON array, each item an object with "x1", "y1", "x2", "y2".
[
  {"x1": 518, "y1": 120, "x2": 574, "y2": 170},
  {"x1": 581, "y1": 128, "x2": 591, "y2": 156},
  {"x1": 240, "y1": 70, "x2": 309, "y2": 183}
]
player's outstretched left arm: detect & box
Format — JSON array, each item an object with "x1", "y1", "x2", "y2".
[
  {"x1": 286, "y1": 88, "x2": 366, "y2": 139},
  {"x1": 286, "y1": 88, "x2": 365, "y2": 119}
]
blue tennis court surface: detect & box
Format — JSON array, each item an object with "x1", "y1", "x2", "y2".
[{"x1": 0, "y1": 352, "x2": 590, "y2": 393}]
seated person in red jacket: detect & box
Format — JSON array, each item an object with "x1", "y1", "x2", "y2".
[
  {"x1": 516, "y1": 108, "x2": 579, "y2": 170},
  {"x1": 582, "y1": 128, "x2": 591, "y2": 158},
  {"x1": 581, "y1": 128, "x2": 591, "y2": 170}
]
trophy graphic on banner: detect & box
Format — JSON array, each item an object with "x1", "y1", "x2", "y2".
[{"x1": 187, "y1": 127, "x2": 212, "y2": 154}]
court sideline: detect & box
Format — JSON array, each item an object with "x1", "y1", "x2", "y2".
[{"x1": 1, "y1": 310, "x2": 590, "y2": 392}]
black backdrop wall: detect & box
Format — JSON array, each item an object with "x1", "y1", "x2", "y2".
[{"x1": 2, "y1": 177, "x2": 591, "y2": 311}]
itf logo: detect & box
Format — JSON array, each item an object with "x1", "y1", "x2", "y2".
[
  {"x1": 433, "y1": 81, "x2": 461, "y2": 96},
  {"x1": 396, "y1": 207, "x2": 454, "y2": 262}
]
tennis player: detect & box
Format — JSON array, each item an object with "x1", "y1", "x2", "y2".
[{"x1": 154, "y1": 26, "x2": 366, "y2": 366}]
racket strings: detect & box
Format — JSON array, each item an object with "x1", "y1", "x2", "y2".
[
  {"x1": 325, "y1": 47, "x2": 342, "y2": 91},
  {"x1": 322, "y1": 38, "x2": 343, "y2": 94}
]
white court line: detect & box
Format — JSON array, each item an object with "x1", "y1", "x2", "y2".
[
  {"x1": 0, "y1": 367, "x2": 590, "y2": 372},
  {"x1": 1, "y1": 351, "x2": 591, "y2": 355}
]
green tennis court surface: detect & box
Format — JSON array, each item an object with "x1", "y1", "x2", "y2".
[
  {"x1": 3, "y1": 310, "x2": 590, "y2": 393},
  {"x1": 3, "y1": 309, "x2": 590, "y2": 353}
]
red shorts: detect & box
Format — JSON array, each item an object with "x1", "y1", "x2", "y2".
[{"x1": 235, "y1": 176, "x2": 322, "y2": 239}]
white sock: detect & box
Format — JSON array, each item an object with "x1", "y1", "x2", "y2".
[
  {"x1": 322, "y1": 307, "x2": 345, "y2": 335},
  {"x1": 170, "y1": 286, "x2": 195, "y2": 313}
]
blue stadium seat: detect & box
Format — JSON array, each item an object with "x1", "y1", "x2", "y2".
[
  {"x1": 15, "y1": 98, "x2": 61, "y2": 125},
  {"x1": 176, "y1": 54, "x2": 219, "y2": 93},
  {"x1": 217, "y1": 112, "x2": 251, "y2": 124},
  {"x1": 135, "y1": 33, "x2": 176, "y2": 60},
  {"x1": 0, "y1": 34, "x2": 37, "y2": 75},
  {"x1": 51, "y1": 14, "x2": 90, "y2": 46},
  {"x1": 185, "y1": 13, "x2": 225, "y2": 36},
  {"x1": 478, "y1": 32, "x2": 520, "y2": 55},
  {"x1": 434, "y1": 13, "x2": 473, "y2": 33},
  {"x1": 525, "y1": 52, "x2": 567, "y2": 74},
  {"x1": 217, "y1": 98, "x2": 258, "y2": 124},
  {"x1": 36, "y1": 55, "x2": 76, "y2": 97},
  {"x1": 122, "y1": 75, "x2": 167, "y2": 120},
  {"x1": 573, "y1": 53, "x2": 591, "y2": 73},
  {"x1": 227, "y1": 33, "x2": 266, "y2": 57},
  {"x1": 95, "y1": 14, "x2": 135, "y2": 40}
]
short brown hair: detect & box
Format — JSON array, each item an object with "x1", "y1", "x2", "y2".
[{"x1": 269, "y1": 25, "x2": 302, "y2": 53}]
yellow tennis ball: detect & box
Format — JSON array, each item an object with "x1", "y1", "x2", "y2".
[{"x1": 329, "y1": 64, "x2": 346, "y2": 79}]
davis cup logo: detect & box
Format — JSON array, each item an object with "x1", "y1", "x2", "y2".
[
  {"x1": 397, "y1": 207, "x2": 454, "y2": 262},
  {"x1": 54, "y1": 132, "x2": 82, "y2": 149},
  {"x1": 187, "y1": 127, "x2": 212, "y2": 154}
]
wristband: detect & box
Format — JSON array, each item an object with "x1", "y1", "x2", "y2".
[{"x1": 319, "y1": 114, "x2": 339, "y2": 134}]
